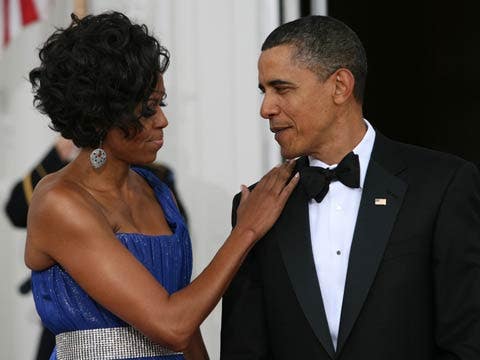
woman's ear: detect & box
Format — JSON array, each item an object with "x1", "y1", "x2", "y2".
[{"x1": 332, "y1": 68, "x2": 355, "y2": 105}]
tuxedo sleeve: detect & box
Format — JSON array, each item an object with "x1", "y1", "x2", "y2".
[
  {"x1": 433, "y1": 161, "x2": 480, "y2": 359},
  {"x1": 220, "y1": 193, "x2": 272, "y2": 360}
]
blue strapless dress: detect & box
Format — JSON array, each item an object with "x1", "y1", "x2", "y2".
[{"x1": 31, "y1": 167, "x2": 192, "y2": 360}]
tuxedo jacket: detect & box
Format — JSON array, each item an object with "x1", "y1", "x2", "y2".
[{"x1": 221, "y1": 133, "x2": 480, "y2": 360}]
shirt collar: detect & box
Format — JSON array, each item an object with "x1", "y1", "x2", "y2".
[{"x1": 308, "y1": 119, "x2": 376, "y2": 189}]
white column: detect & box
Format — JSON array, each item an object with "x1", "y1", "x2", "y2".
[
  {"x1": 259, "y1": 0, "x2": 282, "y2": 169},
  {"x1": 282, "y1": 0, "x2": 300, "y2": 23},
  {"x1": 311, "y1": 0, "x2": 328, "y2": 15}
]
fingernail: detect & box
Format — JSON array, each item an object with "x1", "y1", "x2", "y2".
[{"x1": 294, "y1": 172, "x2": 300, "y2": 178}]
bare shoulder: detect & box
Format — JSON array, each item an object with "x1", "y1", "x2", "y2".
[
  {"x1": 26, "y1": 173, "x2": 110, "y2": 270},
  {"x1": 29, "y1": 172, "x2": 105, "y2": 227}
]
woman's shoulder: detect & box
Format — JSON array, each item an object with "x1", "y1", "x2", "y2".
[
  {"x1": 30, "y1": 170, "x2": 100, "y2": 217},
  {"x1": 26, "y1": 172, "x2": 113, "y2": 271}
]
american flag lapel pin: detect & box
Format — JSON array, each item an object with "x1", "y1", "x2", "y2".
[{"x1": 375, "y1": 198, "x2": 387, "y2": 206}]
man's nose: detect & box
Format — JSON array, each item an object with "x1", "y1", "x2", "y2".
[{"x1": 260, "y1": 94, "x2": 280, "y2": 119}]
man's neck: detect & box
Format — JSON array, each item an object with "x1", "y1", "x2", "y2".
[{"x1": 310, "y1": 115, "x2": 367, "y2": 165}]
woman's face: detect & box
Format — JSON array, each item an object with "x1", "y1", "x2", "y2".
[{"x1": 103, "y1": 76, "x2": 168, "y2": 165}]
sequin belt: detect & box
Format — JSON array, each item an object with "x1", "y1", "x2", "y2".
[{"x1": 55, "y1": 326, "x2": 183, "y2": 359}]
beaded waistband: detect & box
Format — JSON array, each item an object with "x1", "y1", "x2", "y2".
[{"x1": 55, "y1": 326, "x2": 183, "y2": 360}]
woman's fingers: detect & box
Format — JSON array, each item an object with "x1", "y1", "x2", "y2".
[
  {"x1": 280, "y1": 171, "x2": 300, "y2": 201},
  {"x1": 235, "y1": 159, "x2": 299, "y2": 240},
  {"x1": 238, "y1": 184, "x2": 250, "y2": 206},
  {"x1": 256, "y1": 159, "x2": 296, "y2": 195}
]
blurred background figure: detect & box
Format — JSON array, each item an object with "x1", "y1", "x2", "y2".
[
  {"x1": 4, "y1": 137, "x2": 77, "y2": 360},
  {"x1": 5, "y1": 137, "x2": 78, "y2": 228}
]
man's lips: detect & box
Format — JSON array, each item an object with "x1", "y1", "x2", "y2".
[
  {"x1": 270, "y1": 126, "x2": 292, "y2": 138},
  {"x1": 271, "y1": 126, "x2": 292, "y2": 142},
  {"x1": 270, "y1": 126, "x2": 291, "y2": 134}
]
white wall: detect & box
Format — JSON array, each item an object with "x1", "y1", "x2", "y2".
[
  {"x1": 0, "y1": 1, "x2": 281, "y2": 359},
  {"x1": 0, "y1": 3, "x2": 77, "y2": 359}
]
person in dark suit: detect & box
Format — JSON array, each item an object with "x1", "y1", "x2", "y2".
[{"x1": 221, "y1": 15, "x2": 480, "y2": 360}]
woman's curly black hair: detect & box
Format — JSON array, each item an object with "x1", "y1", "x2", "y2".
[{"x1": 29, "y1": 11, "x2": 170, "y2": 148}]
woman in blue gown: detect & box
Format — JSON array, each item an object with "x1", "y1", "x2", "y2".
[{"x1": 25, "y1": 11, "x2": 298, "y2": 360}]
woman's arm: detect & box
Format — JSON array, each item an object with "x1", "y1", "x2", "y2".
[
  {"x1": 183, "y1": 329, "x2": 209, "y2": 360},
  {"x1": 25, "y1": 161, "x2": 298, "y2": 351}
]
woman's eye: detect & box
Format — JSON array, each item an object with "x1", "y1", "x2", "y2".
[
  {"x1": 160, "y1": 94, "x2": 168, "y2": 107},
  {"x1": 148, "y1": 99, "x2": 161, "y2": 108},
  {"x1": 147, "y1": 94, "x2": 167, "y2": 108}
]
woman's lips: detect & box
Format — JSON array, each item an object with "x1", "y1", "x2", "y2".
[{"x1": 149, "y1": 139, "x2": 164, "y2": 148}]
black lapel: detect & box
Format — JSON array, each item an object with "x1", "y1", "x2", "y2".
[
  {"x1": 336, "y1": 133, "x2": 408, "y2": 354},
  {"x1": 277, "y1": 157, "x2": 336, "y2": 358}
]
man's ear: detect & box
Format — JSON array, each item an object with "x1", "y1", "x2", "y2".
[{"x1": 332, "y1": 68, "x2": 355, "y2": 105}]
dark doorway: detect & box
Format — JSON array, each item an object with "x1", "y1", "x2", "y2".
[{"x1": 328, "y1": 0, "x2": 480, "y2": 166}]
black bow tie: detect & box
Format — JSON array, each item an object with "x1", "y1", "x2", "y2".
[{"x1": 300, "y1": 152, "x2": 360, "y2": 203}]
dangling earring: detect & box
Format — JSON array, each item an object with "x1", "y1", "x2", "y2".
[{"x1": 89, "y1": 140, "x2": 107, "y2": 169}]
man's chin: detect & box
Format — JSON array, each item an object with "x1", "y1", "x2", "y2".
[{"x1": 280, "y1": 148, "x2": 300, "y2": 160}]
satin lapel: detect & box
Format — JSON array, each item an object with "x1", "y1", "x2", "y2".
[
  {"x1": 336, "y1": 135, "x2": 408, "y2": 354},
  {"x1": 277, "y1": 157, "x2": 336, "y2": 358}
]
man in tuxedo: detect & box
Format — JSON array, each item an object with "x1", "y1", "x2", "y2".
[{"x1": 221, "y1": 16, "x2": 480, "y2": 359}]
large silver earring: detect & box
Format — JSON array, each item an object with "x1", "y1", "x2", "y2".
[{"x1": 89, "y1": 142, "x2": 107, "y2": 169}]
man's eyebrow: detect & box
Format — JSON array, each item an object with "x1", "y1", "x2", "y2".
[
  {"x1": 258, "y1": 79, "x2": 295, "y2": 91},
  {"x1": 269, "y1": 79, "x2": 294, "y2": 86}
]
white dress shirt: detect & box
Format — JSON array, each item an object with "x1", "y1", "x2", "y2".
[{"x1": 308, "y1": 120, "x2": 375, "y2": 349}]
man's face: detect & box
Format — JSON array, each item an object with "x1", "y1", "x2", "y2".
[{"x1": 258, "y1": 45, "x2": 338, "y2": 159}]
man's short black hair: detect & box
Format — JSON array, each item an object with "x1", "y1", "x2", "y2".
[{"x1": 262, "y1": 16, "x2": 367, "y2": 103}]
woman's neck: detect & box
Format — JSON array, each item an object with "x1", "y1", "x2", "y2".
[{"x1": 68, "y1": 149, "x2": 133, "y2": 193}]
